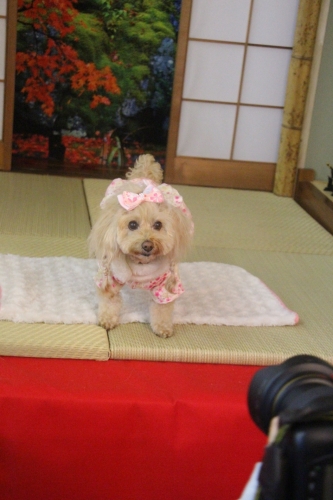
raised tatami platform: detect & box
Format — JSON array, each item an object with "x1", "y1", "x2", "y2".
[{"x1": 0, "y1": 171, "x2": 332, "y2": 364}]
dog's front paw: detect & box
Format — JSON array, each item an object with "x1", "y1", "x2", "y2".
[
  {"x1": 98, "y1": 312, "x2": 119, "y2": 331},
  {"x1": 152, "y1": 323, "x2": 174, "y2": 339},
  {"x1": 98, "y1": 295, "x2": 122, "y2": 331},
  {"x1": 150, "y1": 301, "x2": 174, "y2": 338}
]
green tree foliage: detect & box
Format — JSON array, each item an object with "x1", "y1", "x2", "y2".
[
  {"x1": 80, "y1": 0, "x2": 176, "y2": 131},
  {"x1": 15, "y1": 0, "x2": 178, "y2": 158}
]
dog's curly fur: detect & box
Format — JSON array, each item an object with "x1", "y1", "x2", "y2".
[{"x1": 88, "y1": 154, "x2": 193, "y2": 338}]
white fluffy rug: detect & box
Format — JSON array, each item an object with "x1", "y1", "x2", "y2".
[{"x1": 0, "y1": 254, "x2": 298, "y2": 327}]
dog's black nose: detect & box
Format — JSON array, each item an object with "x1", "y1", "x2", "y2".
[{"x1": 141, "y1": 240, "x2": 154, "y2": 253}]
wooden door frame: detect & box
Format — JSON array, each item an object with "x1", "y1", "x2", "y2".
[{"x1": 1, "y1": 0, "x2": 17, "y2": 170}]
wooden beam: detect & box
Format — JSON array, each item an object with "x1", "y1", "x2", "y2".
[
  {"x1": 1, "y1": 0, "x2": 18, "y2": 170},
  {"x1": 165, "y1": 156, "x2": 275, "y2": 191},
  {"x1": 165, "y1": 0, "x2": 192, "y2": 176},
  {"x1": 294, "y1": 180, "x2": 333, "y2": 235}
]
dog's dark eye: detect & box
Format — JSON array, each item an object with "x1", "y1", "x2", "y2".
[
  {"x1": 128, "y1": 220, "x2": 139, "y2": 230},
  {"x1": 153, "y1": 221, "x2": 162, "y2": 231}
]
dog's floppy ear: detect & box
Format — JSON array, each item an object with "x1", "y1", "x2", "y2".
[
  {"x1": 88, "y1": 197, "x2": 121, "y2": 265},
  {"x1": 168, "y1": 206, "x2": 194, "y2": 263}
]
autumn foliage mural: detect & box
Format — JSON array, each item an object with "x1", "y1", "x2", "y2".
[{"x1": 13, "y1": 0, "x2": 181, "y2": 173}]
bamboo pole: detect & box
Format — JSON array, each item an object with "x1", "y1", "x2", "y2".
[{"x1": 273, "y1": 0, "x2": 322, "y2": 196}]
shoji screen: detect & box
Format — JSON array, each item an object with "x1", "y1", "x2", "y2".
[{"x1": 165, "y1": 0, "x2": 300, "y2": 190}]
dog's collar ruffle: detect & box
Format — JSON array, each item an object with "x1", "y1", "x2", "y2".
[{"x1": 100, "y1": 177, "x2": 193, "y2": 227}]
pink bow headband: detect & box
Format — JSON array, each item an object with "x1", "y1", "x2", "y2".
[
  {"x1": 100, "y1": 177, "x2": 193, "y2": 223},
  {"x1": 118, "y1": 184, "x2": 164, "y2": 210}
]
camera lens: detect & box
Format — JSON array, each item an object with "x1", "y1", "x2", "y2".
[{"x1": 248, "y1": 355, "x2": 333, "y2": 434}]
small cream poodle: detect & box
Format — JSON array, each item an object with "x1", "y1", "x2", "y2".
[{"x1": 89, "y1": 154, "x2": 194, "y2": 338}]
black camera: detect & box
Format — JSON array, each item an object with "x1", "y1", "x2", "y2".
[{"x1": 247, "y1": 355, "x2": 333, "y2": 500}]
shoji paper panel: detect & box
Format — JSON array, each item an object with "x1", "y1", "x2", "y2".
[
  {"x1": 0, "y1": 12, "x2": 6, "y2": 142},
  {"x1": 0, "y1": 18, "x2": 5, "y2": 80},
  {"x1": 0, "y1": 1, "x2": 6, "y2": 16},
  {"x1": 249, "y1": 0, "x2": 299, "y2": 47},
  {"x1": 241, "y1": 47, "x2": 292, "y2": 107},
  {"x1": 183, "y1": 41, "x2": 244, "y2": 102},
  {"x1": 189, "y1": 0, "x2": 251, "y2": 43},
  {"x1": 233, "y1": 107, "x2": 284, "y2": 162},
  {"x1": 177, "y1": 101, "x2": 237, "y2": 159},
  {"x1": 0, "y1": 82, "x2": 4, "y2": 140}
]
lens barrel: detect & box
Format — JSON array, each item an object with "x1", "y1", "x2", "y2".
[{"x1": 248, "y1": 355, "x2": 333, "y2": 434}]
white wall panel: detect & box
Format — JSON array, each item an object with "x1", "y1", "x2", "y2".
[
  {"x1": 241, "y1": 47, "x2": 292, "y2": 106},
  {"x1": 190, "y1": 0, "x2": 251, "y2": 43},
  {"x1": 249, "y1": 0, "x2": 299, "y2": 47},
  {"x1": 177, "y1": 101, "x2": 237, "y2": 159},
  {"x1": 183, "y1": 41, "x2": 244, "y2": 102},
  {"x1": 233, "y1": 106, "x2": 284, "y2": 162}
]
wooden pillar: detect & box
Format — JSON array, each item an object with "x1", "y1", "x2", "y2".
[
  {"x1": 273, "y1": 0, "x2": 322, "y2": 196},
  {"x1": 1, "y1": 0, "x2": 17, "y2": 171}
]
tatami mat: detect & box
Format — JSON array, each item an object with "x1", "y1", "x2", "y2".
[
  {"x1": 1, "y1": 172, "x2": 333, "y2": 364},
  {"x1": 0, "y1": 172, "x2": 91, "y2": 238},
  {"x1": 83, "y1": 179, "x2": 333, "y2": 255},
  {"x1": 0, "y1": 172, "x2": 105, "y2": 360},
  {"x1": 107, "y1": 250, "x2": 333, "y2": 365},
  {"x1": 0, "y1": 322, "x2": 109, "y2": 360},
  {"x1": 83, "y1": 178, "x2": 109, "y2": 225},
  {"x1": 180, "y1": 185, "x2": 333, "y2": 255},
  {"x1": 0, "y1": 234, "x2": 89, "y2": 258}
]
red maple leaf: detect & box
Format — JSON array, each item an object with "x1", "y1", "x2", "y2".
[{"x1": 17, "y1": 0, "x2": 120, "y2": 116}]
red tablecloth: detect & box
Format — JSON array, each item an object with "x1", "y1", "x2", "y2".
[{"x1": 0, "y1": 357, "x2": 266, "y2": 500}]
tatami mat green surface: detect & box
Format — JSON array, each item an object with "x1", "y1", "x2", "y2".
[
  {"x1": 108, "y1": 250, "x2": 333, "y2": 365},
  {"x1": 84, "y1": 179, "x2": 333, "y2": 255},
  {"x1": 0, "y1": 322, "x2": 109, "y2": 360},
  {"x1": 0, "y1": 172, "x2": 103, "y2": 359},
  {"x1": 83, "y1": 178, "x2": 109, "y2": 225},
  {"x1": 0, "y1": 172, "x2": 91, "y2": 238},
  {"x1": 0, "y1": 234, "x2": 89, "y2": 258},
  {"x1": 1, "y1": 173, "x2": 333, "y2": 364},
  {"x1": 180, "y1": 185, "x2": 333, "y2": 255}
]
